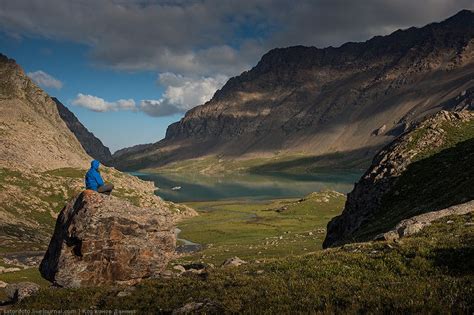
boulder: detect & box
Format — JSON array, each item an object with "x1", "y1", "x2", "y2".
[
  {"x1": 372, "y1": 124, "x2": 387, "y2": 136},
  {"x1": 173, "y1": 264, "x2": 186, "y2": 273},
  {"x1": 4, "y1": 282, "x2": 40, "y2": 303},
  {"x1": 172, "y1": 300, "x2": 223, "y2": 314},
  {"x1": 39, "y1": 190, "x2": 175, "y2": 287},
  {"x1": 221, "y1": 257, "x2": 247, "y2": 267}
]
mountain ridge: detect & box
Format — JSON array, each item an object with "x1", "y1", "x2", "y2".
[
  {"x1": 52, "y1": 97, "x2": 112, "y2": 164},
  {"x1": 0, "y1": 53, "x2": 90, "y2": 171},
  {"x1": 112, "y1": 9, "x2": 474, "y2": 171}
]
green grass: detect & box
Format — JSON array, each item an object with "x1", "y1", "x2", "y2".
[
  {"x1": 44, "y1": 167, "x2": 85, "y2": 179},
  {"x1": 175, "y1": 191, "x2": 346, "y2": 265},
  {"x1": 0, "y1": 168, "x2": 22, "y2": 182},
  {"x1": 0, "y1": 168, "x2": 32, "y2": 190},
  {"x1": 0, "y1": 168, "x2": 72, "y2": 246},
  {"x1": 0, "y1": 168, "x2": 81, "y2": 254},
  {"x1": 144, "y1": 156, "x2": 276, "y2": 175},
  {"x1": 0, "y1": 268, "x2": 50, "y2": 287},
  {"x1": 15, "y1": 213, "x2": 474, "y2": 313},
  {"x1": 412, "y1": 119, "x2": 474, "y2": 162}
]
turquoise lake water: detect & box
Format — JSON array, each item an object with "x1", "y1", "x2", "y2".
[{"x1": 130, "y1": 170, "x2": 363, "y2": 203}]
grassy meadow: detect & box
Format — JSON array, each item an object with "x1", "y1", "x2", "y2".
[
  {"x1": 13, "y1": 213, "x2": 474, "y2": 313},
  {"x1": 175, "y1": 191, "x2": 346, "y2": 265}
]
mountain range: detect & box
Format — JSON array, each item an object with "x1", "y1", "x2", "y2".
[{"x1": 112, "y1": 9, "x2": 474, "y2": 171}]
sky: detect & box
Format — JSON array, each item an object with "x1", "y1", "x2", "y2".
[{"x1": 0, "y1": 1, "x2": 472, "y2": 152}]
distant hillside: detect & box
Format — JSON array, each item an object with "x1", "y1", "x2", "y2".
[
  {"x1": 0, "y1": 54, "x2": 90, "y2": 171},
  {"x1": 113, "y1": 142, "x2": 153, "y2": 159},
  {"x1": 52, "y1": 97, "x2": 112, "y2": 164},
  {"x1": 113, "y1": 10, "x2": 474, "y2": 171},
  {"x1": 324, "y1": 108, "x2": 474, "y2": 247}
]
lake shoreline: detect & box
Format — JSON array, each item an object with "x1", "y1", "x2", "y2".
[{"x1": 128, "y1": 169, "x2": 361, "y2": 203}]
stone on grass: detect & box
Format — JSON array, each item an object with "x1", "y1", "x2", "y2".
[
  {"x1": 173, "y1": 265, "x2": 186, "y2": 273},
  {"x1": 221, "y1": 257, "x2": 247, "y2": 267},
  {"x1": 375, "y1": 200, "x2": 474, "y2": 242},
  {"x1": 5, "y1": 282, "x2": 40, "y2": 303},
  {"x1": 172, "y1": 300, "x2": 222, "y2": 314}
]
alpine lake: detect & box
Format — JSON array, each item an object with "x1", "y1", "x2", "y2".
[{"x1": 130, "y1": 170, "x2": 362, "y2": 265}]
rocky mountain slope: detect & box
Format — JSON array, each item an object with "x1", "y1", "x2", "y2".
[
  {"x1": 0, "y1": 54, "x2": 89, "y2": 171},
  {"x1": 324, "y1": 108, "x2": 474, "y2": 247},
  {"x1": 113, "y1": 10, "x2": 474, "y2": 171},
  {"x1": 52, "y1": 97, "x2": 112, "y2": 164}
]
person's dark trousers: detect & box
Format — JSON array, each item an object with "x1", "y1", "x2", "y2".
[{"x1": 98, "y1": 183, "x2": 114, "y2": 195}]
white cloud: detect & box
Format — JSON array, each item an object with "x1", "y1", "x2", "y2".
[
  {"x1": 139, "y1": 73, "x2": 228, "y2": 117},
  {"x1": 27, "y1": 70, "x2": 63, "y2": 89},
  {"x1": 71, "y1": 73, "x2": 225, "y2": 117},
  {"x1": 72, "y1": 93, "x2": 136, "y2": 112}
]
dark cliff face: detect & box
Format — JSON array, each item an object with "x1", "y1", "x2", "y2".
[
  {"x1": 52, "y1": 98, "x2": 112, "y2": 164},
  {"x1": 114, "y1": 10, "x2": 474, "y2": 171}
]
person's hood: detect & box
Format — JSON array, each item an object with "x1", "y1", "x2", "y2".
[{"x1": 90, "y1": 160, "x2": 100, "y2": 171}]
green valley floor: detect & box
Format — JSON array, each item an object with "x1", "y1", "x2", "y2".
[
  {"x1": 0, "y1": 190, "x2": 472, "y2": 313},
  {"x1": 175, "y1": 191, "x2": 345, "y2": 265}
]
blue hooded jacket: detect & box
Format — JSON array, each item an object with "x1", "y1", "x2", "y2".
[{"x1": 85, "y1": 160, "x2": 104, "y2": 191}]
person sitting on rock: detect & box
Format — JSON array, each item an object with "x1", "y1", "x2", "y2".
[{"x1": 85, "y1": 160, "x2": 114, "y2": 195}]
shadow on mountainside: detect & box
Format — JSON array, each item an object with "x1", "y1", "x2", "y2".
[
  {"x1": 354, "y1": 137, "x2": 474, "y2": 240},
  {"x1": 247, "y1": 146, "x2": 377, "y2": 176}
]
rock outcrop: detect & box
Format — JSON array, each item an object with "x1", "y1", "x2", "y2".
[
  {"x1": 40, "y1": 190, "x2": 176, "y2": 287},
  {"x1": 377, "y1": 200, "x2": 474, "y2": 241},
  {"x1": 324, "y1": 110, "x2": 474, "y2": 247},
  {"x1": 114, "y1": 10, "x2": 474, "y2": 171},
  {"x1": 52, "y1": 97, "x2": 112, "y2": 164}
]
